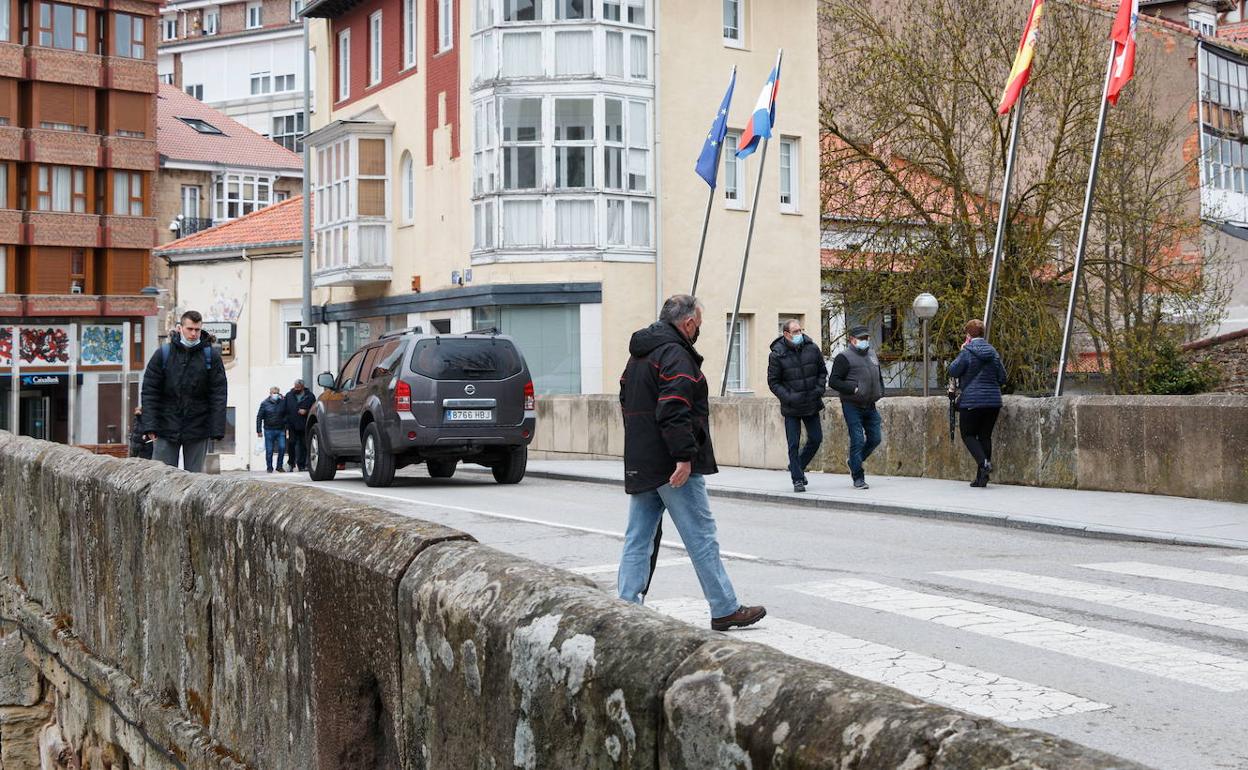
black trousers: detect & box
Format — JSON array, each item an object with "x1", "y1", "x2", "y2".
[{"x1": 958, "y1": 407, "x2": 1000, "y2": 469}]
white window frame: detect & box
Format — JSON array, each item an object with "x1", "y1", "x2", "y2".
[
  {"x1": 501, "y1": 96, "x2": 542, "y2": 191},
  {"x1": 203, "y1": 8, "x2": 218, "y2": 34},
  {"x1": 337, "y1": 29, "x2": 351, "y2": 101},
  {"x1": 779, "y1": 136, "x2": 799, "y2": 213},
  {"x1": 723, "y1": 129, "x2": 745, "y2": 209},
  {"x1": 403, "y1": 0, "x2": 416, "y2": 69},
  {"x1": 503, "y1": 0, "x2": 541, "y2": 22},
  {"x1": 185, "y1": 83, "x2": 203, "y2": 100},
  {"x1": 213, "y1": 172, "x2": 273, "y2": 221},
  {"x1": 400, "y1": 150, "x2": 414, "y2": 223},
  {"x1": 162, "y1": 15, "x2": 176, "y2": 40},
  {"x1": 723, "y1": 0, "x2": 744, "y2": 47},
  {"x1": 473, "y1": 99, "x2": 497, "y2": 194},
  {"x1": 271, "y1": 112, "x2": 304, "y2": 152},
  {"x1": 439, "y1": 0, "x2": 453, "y2": 52},
  {"x1": 369, "y1": 11, "x2": 383, "y2": 86},
  {"x1": 555, "y1": 0, "x2": 591, "y2": 20},
  {"x1": 290, "y1": 0, "x2": 300, "y2": 22},
  {"x1": 273, "y1": 73, "x2": 295, "y2": 92},
  {"x1": 250, "y1": 71, "x2": 271, "y2": 95},
  {"x1": 246, "y1": 1, "x2": 262, "y2": 29},
  {"x1": 180, "y1": 184, "x2": 200, "y2": 219},
  {"x1": 725, "y1": 314, "x2": 750, "y2": 391}
]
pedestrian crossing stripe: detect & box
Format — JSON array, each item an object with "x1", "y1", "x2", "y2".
[
  {"x1": 1080, "y1": 562, "x2": 1248, "y2": 594},
  {"x1": 937, "y1": 569, "x2": 1248, "y2": 634},
  {"x1": 1209, "y1": 555, "x2": 1248, "y2": 565},
  {"x1": 571, "y1": 558, "x2": 687, "y2": 576},
  {"x1": 647, "y1": 597, "x2": 1110, "y2": 723},
  {"x1": 784, "y1": 579, "x2": 1248, "y2": 692}
]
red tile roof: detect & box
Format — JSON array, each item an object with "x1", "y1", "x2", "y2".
[
  {"x1": 157, "y1": 84, "x2": 303, "y2": 171},
  {"x1": 156, "y1": 195, "x2": 305, "y2": 254}
]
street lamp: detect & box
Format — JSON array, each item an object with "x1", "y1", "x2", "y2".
[{"x1": 912, "y1": 292, "x2": 939, "y2": 397}]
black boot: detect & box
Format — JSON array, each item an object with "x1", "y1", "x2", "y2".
[{"x1": 970, "y1": 464, "x2": 989, "y2": 487}]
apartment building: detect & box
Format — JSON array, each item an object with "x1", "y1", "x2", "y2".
[
  {"x1": 300, "y1": 0, "x2": 820, "y2": 396},
  {"x1": 0, "y1": 0, "x2": 162, "y2": 447},
  {"x1": 157, "y1": 0, "x2": 312, "y2": 146}
]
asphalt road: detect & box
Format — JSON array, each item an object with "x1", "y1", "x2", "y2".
[{"x1": 257, "y1": 466, "x2": 1248, "y2": 770}]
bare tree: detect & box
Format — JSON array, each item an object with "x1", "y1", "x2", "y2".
[{"x1": 819, "y1": 0, "x2": 1232, "y2": 393}]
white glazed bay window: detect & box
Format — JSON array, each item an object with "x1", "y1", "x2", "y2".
[
  {"x1": 312, "y1": 133, "x2": 392, "y2": 275},
  {"x1": 472, "y1": 92, "x2": 652, "y2": 253},
  {"x1": 213, "y1": 173, "x2": 273, "y2": 220}
]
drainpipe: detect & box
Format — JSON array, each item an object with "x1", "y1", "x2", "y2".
[
  {"x1": 652, "y1": 0, "x2": 663, "y2": 315},
  {"x1": 301, "y1": 11, "x2": 314, "y2": 386}
]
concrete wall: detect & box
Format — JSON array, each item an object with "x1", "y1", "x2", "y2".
[
  {"x1": 529, "y1": 394, "x2": 1248, "y2": 503},
  {"x1": 0, "y1": 432, "x2": 1144, "y2": 769}
]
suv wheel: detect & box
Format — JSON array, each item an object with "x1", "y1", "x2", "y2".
[
  {"x1": 492, "y1": 446, "x2": 527, "y2": 484},
  {"x1": 361, "y1": 423, "x2": 396, "y2": 487},
  {"x1": 307, "y1": 423, "x2": 337, "y2": 481},
  {"x1": 427, "y1": 458, "x2": 457, "y2": 479}
]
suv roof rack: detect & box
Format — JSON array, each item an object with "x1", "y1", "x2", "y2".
[
  {"x1": 467, "y1": 326, "x2": 500, "y2": 336},
  {"x1": 380, "y1": 325, "x2": 423, "y2": 339}
]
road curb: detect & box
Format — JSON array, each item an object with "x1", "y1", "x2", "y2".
[{"x1": 516, "y1": 469, "x2": 1248, "y2": 551}]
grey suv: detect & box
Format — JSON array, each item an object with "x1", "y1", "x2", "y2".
[{"x1": 307, "y1": 328, "x2": 536, "y2": 487}]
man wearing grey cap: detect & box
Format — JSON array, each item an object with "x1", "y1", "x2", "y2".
[
  {"x1": 827, "y1": 324, "x2": 886, "y2": 489},
  {"x1": 284, "y1": 378, "x2": 316, "y2": 472}
]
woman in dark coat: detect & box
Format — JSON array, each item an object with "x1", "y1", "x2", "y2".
[
  {"x1": 128, "y1": 407, "x2": 153, "y2": 460},
  {"x1": 948, "y1": 319, "x2": 1007, "y2": 487}
]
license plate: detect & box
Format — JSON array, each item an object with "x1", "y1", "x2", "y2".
[{"x1": 445, "y1": 409, "x2": 493, "y2": 422}]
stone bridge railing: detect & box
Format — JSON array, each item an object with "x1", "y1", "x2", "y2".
[
  {"x1": 529, "y1": 394, "x2": 1248, "y2": 503},
  {"x1": 0, "y1": 433, "x2": 1145, "y2": 769}
]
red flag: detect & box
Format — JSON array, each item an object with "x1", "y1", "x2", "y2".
[
  {"x1": 999, "y1": 0, "x2": 1046, "y2": 115},
  {"x1": 1106, "y1": 0, "x2": 1139, "y2": 105}
]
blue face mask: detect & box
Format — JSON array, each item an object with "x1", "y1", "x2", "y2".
[
  {"x1": 178, "y1": 334, "x2": 197, "y2": 348},
  {"x1": 854, "y1": 339, "x2": 870, "y2": 351},
  {"x1": 791, "y1": 333, "x2": 805, "y2": 346}
]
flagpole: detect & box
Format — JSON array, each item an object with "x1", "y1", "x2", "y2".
[
  {"x1": 1055, "y1": 45, "x2": 1116, "y2": 396},
  {"x1": 983, "y1": 87, "x2": 1027, "y2": 342},
  {"x1": 721, "y1": 136, "x2": 770, "y2": 396},
  {"x1": 691, "y1": 143, "x2": 723, "y2": 296}
]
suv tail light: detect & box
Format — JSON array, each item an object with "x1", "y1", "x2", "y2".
[
  {"x1": 394, "y1": 380, "x2": 412, "y2": 411},
  {"x1": 524, "y1": 381, "x2": 535, "y2": 411}
]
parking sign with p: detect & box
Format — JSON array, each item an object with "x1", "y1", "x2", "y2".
[{"x1": 289, "y1": 325, "x2": 318, "y2": 355}]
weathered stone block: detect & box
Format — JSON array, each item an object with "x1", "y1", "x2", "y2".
[
  {"x1": 586, "y1": 397, "x2": 614, "y2": 456},
  {"x1": 708, "y1": 397, "x2": 741, "y2": 467},
  {"x1": 568, "y1": 396, "x2": 590, "y2": 454},
  {"x1": 0, "y1": 701, "x2": 52, "y2": 770},
  {"x1": 661, "y1": 639, "x2": 1146, "y2": 770},
  {"x1": 0, "y1": 631, "x2": 39, "y2": 707},
  {"x1": 398, "y1": 540, "x2": 709, "y2": 770}
]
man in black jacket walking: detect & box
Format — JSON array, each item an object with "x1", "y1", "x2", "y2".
[
  {"x1": 616, "y1": 294, "x2": 766, "y2": 632},
  {"x1": 283, "y1": 379, "x2": 315, "y2": 471},
  {"x1": 768, "y1": 319, "x2": 827, "y2": 492},
  {"x1": 140, "y1": 310, "x2": 227, "y2": 473},
  {"x1": 827, "y1": 324, "x2": 885, "y2": 489},
  {"x1": 256, "y1": 386, "x2": 289, "y2": 473}
]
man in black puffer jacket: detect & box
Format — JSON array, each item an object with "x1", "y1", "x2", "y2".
[
  {"x1": 140, "y1": 310, "x2": 227, "y2": 473},
  {"x1": 616, "y1": 294, "x2": 766, "y2": 633},
  {"x1": 767, "y1": 319, "x2": 827, "y2": 492}
]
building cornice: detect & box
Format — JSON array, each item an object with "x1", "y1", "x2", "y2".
[{"x1": 160, "y1": 158, "x2": 304, "y2": 176}]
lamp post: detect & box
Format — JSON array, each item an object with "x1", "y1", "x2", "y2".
[{"x1": 912, "y1": 293, "x2": 939, "y2": 397}]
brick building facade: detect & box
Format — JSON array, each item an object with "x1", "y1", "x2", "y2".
[{"x1": 0, "y1": 0, "x2": 162, "y2": 447}]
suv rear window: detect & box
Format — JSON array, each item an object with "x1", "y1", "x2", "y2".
[{"x1": 408, "y1": 338, "x2": 523, "y2": 380}]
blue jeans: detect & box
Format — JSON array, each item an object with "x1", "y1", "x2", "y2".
[
  {"x1": 263, "y1": 428, "x2": 287, "y2": 471},
  {"x1": 784, "y1": 413, "x2": 823, "y2": 483},
  {"x1": 841, "y1": 402, "x2": 882, "y2": 480},
  {"x1": 618, "y1": 475, "x2": 739, "y2": 618}
]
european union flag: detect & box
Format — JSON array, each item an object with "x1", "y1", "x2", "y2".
[{"x1": 694, "y1": 67, "x2": 737, "y2": 189}]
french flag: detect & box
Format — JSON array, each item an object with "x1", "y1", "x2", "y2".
[{"x1": 736, "y1": 51, "x2": 782, "y2": 159}]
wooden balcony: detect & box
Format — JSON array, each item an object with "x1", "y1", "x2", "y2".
[
  {"x1": 101, "y1": 216, "x2": 155, "y2": 249},
  {"x1": 101, "y1": 136, "x2": 157, "y2": 171},
  {"x1": 24, "y1": 211, "x2": 101, "y2": 248},
  {"x1": 25, "y1": 128, "x2": 101, "y2": 167},
  {"x1": 0, "y1": 209, "x2": 22, "y2": 244},
  {"x1": 0, "y1": 126, "x2": 22, "y2": 161},
  {"x1": 102, "y1": 56, "x2": 157, "y2": 94},
  {"x1": 26, "y1": 48, "x2": 103, "y2": 88}
]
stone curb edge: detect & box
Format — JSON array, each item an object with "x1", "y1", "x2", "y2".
[{"x1": 507, "y1": 469, "x2": 1248, "y2": 552}]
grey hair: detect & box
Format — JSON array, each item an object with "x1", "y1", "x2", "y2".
[
  {"x1": 659, "y1": 294, "x2": 703, "y2": 325},
  {"x1": 294, "y1": 378, "x2": 304, "y2": 386},
  {"x1": 782, "y1": 318, "x2": 801, "y2": 333}
]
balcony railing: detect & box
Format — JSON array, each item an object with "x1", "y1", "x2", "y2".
[{"x1": 177, "y1": 217, "x2": 214, "y2": 237}]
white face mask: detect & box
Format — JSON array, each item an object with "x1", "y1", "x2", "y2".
[
  {"x1": 854, "y1": 339, "x2": 870, "y2": 351},
  {"x1": 270, "y1": 394, "x2": 281, "y2": 401}
]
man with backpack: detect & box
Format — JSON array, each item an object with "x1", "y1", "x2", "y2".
[{"x1": 140, "y1": 310, "x2": 228, "y2": 473}]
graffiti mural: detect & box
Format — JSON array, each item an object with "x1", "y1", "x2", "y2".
[
  {"x1": 18, "y1": 327, "x2": 71, "y2": 367},
  {"x1": 0, "y1": 327, "x2": 11, "y2": 366},
  {"x1": 80, "y1": 325, "x2": 125, "y2": 366}
]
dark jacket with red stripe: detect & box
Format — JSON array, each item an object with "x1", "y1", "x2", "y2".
[{"x1": 619, "y1": 321, "x2": 718, "y2": 494}]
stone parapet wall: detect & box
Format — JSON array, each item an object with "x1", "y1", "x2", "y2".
[
  {"x1": 530, "y1": 394, "x2": 1248, "y2": 503},
  {"x1": 0, "y1": 433, "x2": 1147, "y2": 768}
]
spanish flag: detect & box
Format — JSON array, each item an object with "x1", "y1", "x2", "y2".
[{"x1": 998, "y1": 0, "x2": 1046, "y2": 115}]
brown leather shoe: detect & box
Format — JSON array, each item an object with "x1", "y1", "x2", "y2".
[{"x1": 711, "y1": 605, "x2": 767, "y2": 631}]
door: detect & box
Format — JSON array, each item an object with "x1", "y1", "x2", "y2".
[
  {"x1": 325, "y1": 347, "x2": 367, "y2": 449},
  {"x1": 20, "y1": 393, "x2": 51, "y2": 440},
  {"x1": 408, "y1": 337, "x2": 527, "y2": 429}
]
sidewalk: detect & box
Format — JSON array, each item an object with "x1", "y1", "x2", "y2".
[{"x1": 519, "y1": 460, "x2": 1248, "y2": 550}]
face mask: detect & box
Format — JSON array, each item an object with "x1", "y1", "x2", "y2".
[
  {"x1": 689, "y1": 325, "x2": 701, "y2": 344},
  {"x1": 855, "y1": 339, "x2": 870, "y2": 351},
  {"x1": 791, "y1": 333, "x2": 805, "y2": 346},
  {"x1": 178, "y1": 335, "x2": 197, "y2": 348},
  {"x1": 270, "y1": 394, "x2": 281, "y2": 401}
]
